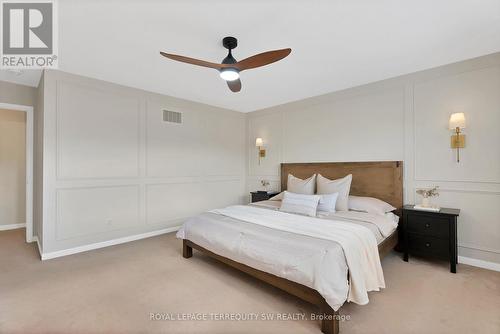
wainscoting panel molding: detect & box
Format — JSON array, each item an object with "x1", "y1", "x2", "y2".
[
  {"x1": 413, "y1": 66, "x2": 500, "y2": 183},
  {"x1": 56, "y1": 80, "x2": 141, "y2": 180},
  {"x1": 41, "y1": 70, "x2": 246, "y2": 255},
  {"x1": 247, "y1": 53, "x2": 500, "y2": 266},
  {"x1": 55, "y1": 185, "x2": 141, "y2": 241}
]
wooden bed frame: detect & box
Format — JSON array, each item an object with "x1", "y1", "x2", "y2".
[{"x1": 182, "y1": 161, "x2": 403, "y2": 334}]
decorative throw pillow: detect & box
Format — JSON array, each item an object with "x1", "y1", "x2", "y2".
[
  {"x1": 316, "y1": 174, "x2": 352, "y2": 211},
  {"x1": 280, "y1": 191, "x2": 320, "y2": 217},
  {"x1": 348, "y1": 195, "x2": 396, "y2": 215},
  {"x1": 287, "y1": 174, "x2": 316, "y2": 194},
  {"x1": 317, "y1": 192, "x2": 339, "y2": 213}
]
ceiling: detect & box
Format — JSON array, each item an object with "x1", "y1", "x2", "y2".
[{"x1": 1, "y1": 0, "x2": 499, "y2": 112}]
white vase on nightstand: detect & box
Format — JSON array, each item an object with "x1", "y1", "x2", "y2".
[{"x1": 421, "y1": 197, "x2": 430, "y2": 207}]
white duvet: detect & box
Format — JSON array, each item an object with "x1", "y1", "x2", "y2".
[{"x1": 177, "y1": 204, "x2": 393, "y2": 310}]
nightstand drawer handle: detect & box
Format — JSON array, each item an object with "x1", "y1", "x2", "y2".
[
  {"x1": 425, "y1": 242, "x2": 431, "y2": 247},
  {"x1": 425, "y1": 223, "x2": 431, "y2": 228}
]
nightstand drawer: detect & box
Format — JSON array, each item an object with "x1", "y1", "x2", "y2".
[
  {"x1": 408, "y1": 234, "x2": 449, "y2": 258},
  {"x1": 250, "y1": 191, "x2": 280, "y2": 203},
  {"x1": 407, "y1": 214, "x2": 449, "y2": 238},
  {"x1": 251, "y1": 193, "x2": 268, "y2": 202}
]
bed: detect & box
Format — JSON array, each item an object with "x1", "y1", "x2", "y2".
[{"x1": 178, "y1": 161, "x2": 403, "y2": 334}]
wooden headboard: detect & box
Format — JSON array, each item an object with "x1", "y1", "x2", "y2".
[{"x1": 281, "y1": 161, "x2": 403, "y2": 209}]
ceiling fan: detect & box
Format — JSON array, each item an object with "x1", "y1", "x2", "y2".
[{"x1": 160, "y1": 36, "x2": 291, "y2": 93}]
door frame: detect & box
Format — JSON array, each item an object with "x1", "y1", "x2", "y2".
[{"x1": 0, "y1": 102, "x2": 34, "y2": 243}]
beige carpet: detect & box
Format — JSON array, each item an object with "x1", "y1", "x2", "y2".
[{"x1": 1, "y1": 228, "x2": 499, "y2": 334}]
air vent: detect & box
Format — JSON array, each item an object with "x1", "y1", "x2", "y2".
[{"x1": 162, "y1": 110, "x2": 182, "y2": 124}]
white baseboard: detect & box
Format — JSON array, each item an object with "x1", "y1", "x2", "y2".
[
  {"x1": 35, "y1": 226, "x2": 500, "y2": 271},
  {"x1": 41, "y1": 226, "x2": 181, "y2": 260},
  {"x1": 33, "y1": 236, "x2": 43, "y2": 259},
  {"x1": 459, "y1": 256, "x2": 500, "y2": 272},
  {"x1": 27, "y1": 232, "x2": 36, "y2": 243},
  {"x1": 0, "y1": 223, "x2": 26, "y2": 231}
]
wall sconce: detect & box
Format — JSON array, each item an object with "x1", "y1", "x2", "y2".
[
  {"x1": 255, "y1": 138, "x2": 266, "y2": 165},
  {"x1": 449, "y1": 112, "x2": 466, "y2": 163}
]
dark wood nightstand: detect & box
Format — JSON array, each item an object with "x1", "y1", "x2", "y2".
[
  {"x1": 402, "y1": 205, "x2": 460, "y2": 273},
  {"x1": 250, "y1": 191, "x2": 280, "y2": 203}
]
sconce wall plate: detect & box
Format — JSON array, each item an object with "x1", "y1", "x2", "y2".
[
  {"x1": 259, "y1": 149, "x2": 266, "y2": 158},
  {"x1": 450, "y1": 134, "x2": 465, "y2": 148}
]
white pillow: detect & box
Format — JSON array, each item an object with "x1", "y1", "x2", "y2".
[
  {"x1": 280, "y1": 191, "x2": 320, "y2": 217},
  {"x1": 287, "y1": 174, "x2": 316, "y2": 195},
  {"x1": 317, "y1": 193, "x2": 339, "y2": 213},
  {"x1": 316, "y1": 174, "x2": 352, "y2": 211},
  {"x1": 269, "y1": 174, "x2": 316, "y2": 201},
  {"x1": 348, "y1": 195, "x2": 396, "y2": 215}
]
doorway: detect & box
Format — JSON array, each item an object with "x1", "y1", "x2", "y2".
[{"x1": 0, "y1": 103, "x2": 33, "y2": 243}]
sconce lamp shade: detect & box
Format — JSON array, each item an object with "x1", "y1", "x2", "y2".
[
  {"x1": 255, "y1": 138, "x2": 263, "y2": 147},
  {"x1": 449, "y1": 113, "x2": 466, "y2": 130}
]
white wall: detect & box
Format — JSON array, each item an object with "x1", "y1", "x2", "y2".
[
  {"x1": 247, "y1": 52, "x2": 500, "y2": 265},
  {"x1": 40, "y1": 70, "x2": 246, "y2": 254},
  {"x1": 0, "y1": 109, "x2": 26, "y2": 227}
]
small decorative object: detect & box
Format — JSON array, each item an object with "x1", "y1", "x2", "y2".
[
  {"x1": 261, "y1": 179, "x2": 270, "y2": 191},
  {"x1": 415, "y1": 186, "x2": 440, "y2": 211},
  {"x1": 449, "y1": 112, "x2": 466, "y2": 163},
  {"x1": 255, "y1": 138, "x2": 266, "y2": 165}
]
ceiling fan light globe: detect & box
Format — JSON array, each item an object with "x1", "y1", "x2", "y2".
[{"x1": 220, "y1": 68, "x2": 239, "y2": 81}]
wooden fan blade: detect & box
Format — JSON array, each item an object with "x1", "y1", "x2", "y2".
[
  {"x1": 227, "y1": 78, "x2": 241, "y2": 92},
  {"x1": 235, "y1": 48, "x2": 291, "y2": 71},
  {"x1": 160, "y1": 52, "x2": 230, "y2": 70}
]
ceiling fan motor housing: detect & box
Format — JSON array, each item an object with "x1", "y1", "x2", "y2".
[{"x1": 222, "y1": 36, "x2": 238, "y2": 50}]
